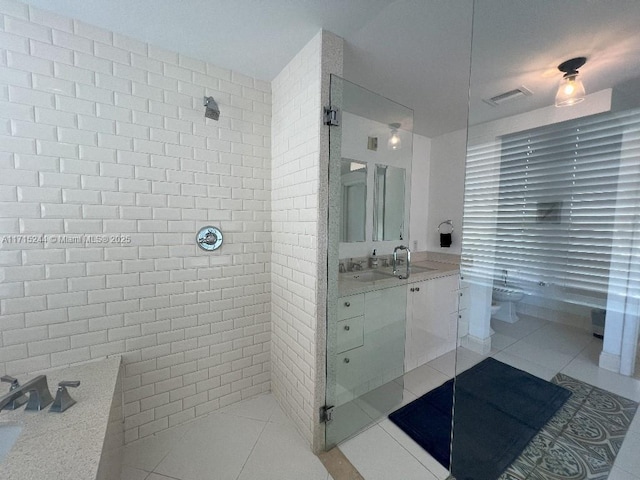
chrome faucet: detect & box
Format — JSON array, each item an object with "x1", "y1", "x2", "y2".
[
  {"x1": 393, "y1": 245, "x2": 411, "y2": 279},
  {"x1": 0, "y1": 375, "x2": 53, "y2": 412},
  {"x1": 349, "y1": 259, "x2": 364, "y2": 272},
  {"x1": 0, "y1": 376, "x2": 28, "y2": 410}
]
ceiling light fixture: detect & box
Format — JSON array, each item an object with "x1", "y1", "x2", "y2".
[
  {"x1": 555, "y1": 57, "x2": 587, "y2": 107},
  {"x1": 388, "y1": 123, "x2": 402, "y2": 150}
]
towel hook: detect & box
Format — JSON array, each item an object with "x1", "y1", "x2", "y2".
[{"x1": 438, "y1": 220, "x2": 454, "y2": 234}]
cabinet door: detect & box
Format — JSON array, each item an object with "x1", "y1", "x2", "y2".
[
  {"x1": 405, "y1": 280, "x2": 429, "y2": 371},
  {"x1": 406, "y1": 275, "x2": 460, "y2": 370}
]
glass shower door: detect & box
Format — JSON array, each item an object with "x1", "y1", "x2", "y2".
[
  {"x1": 325, "y1": 75, "x2": 414, "y2": 447},
  {"x1": 453, "y1": 2, "x2": 640, "y2": 479}
]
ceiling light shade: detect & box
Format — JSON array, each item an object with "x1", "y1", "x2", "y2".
[
  {"x1": 388, "y1": 123, "x2": 402, "y2": 150},
  {"x1": 555, "y1": 57, "x2": 587, "y2": 107}
]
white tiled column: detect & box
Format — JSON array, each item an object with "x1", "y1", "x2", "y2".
[{"x1": 270, "y1": 30, "x2": 342, "y2": 452}]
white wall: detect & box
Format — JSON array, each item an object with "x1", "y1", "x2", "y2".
[
  {"x1": 426, "y1": 129, "x2": 467, "y2": 254},
  {"x1": 0, "y1": 0, "x2": 271, "y2": 443},
  {"x1": 409, "y1": 134, "x2": 431, "y2": 253}
]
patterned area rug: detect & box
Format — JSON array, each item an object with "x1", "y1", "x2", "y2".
[{"x1": 499, "y1": 373, "x2": 638, "y2": 480}]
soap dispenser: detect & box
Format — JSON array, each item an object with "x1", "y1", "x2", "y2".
[{"x1": 369, "y1": 249, "x2": 379, "y2": 269}]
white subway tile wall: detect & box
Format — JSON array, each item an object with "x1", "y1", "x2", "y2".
[
  {"x1": 270, "y1": 32, "x2": 323, "y2": 446},
  {"x1": 0, "y1": 0, "x2": 271, "y2": 442}
]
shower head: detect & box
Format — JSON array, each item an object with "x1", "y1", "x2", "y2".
[{"x1": 203, "y1": 96, "x2": 220, "y2": 120}]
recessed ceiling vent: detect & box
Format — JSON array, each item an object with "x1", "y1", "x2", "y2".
[{"x1": 483, "y1": 86, "x2": 533, "y2": 107}]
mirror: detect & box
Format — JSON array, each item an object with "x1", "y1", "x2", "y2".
[
  {"x1": 340, "y1": 159, "x2": 367, "y2": 242},
  {"x1": 373, "y1": 164, "x2": 406, "y2": 241}
]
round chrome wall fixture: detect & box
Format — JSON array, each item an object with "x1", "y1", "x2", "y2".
[{"x1": 196, "y1": 226, "x2": 223, "y2": 251}]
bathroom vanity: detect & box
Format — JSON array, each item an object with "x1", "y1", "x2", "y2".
[
  {"x1": 335, "y1": 256, "x2": 460, "y2": 405},
  {"x1": 405, "y1": 274, "x2": 469, "y2": 371},
  {"x1": 0, "y1": 357, "x2": 123, "y2": 480}
]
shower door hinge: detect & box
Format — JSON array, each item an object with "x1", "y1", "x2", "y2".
[
  {"x1": 323, "y1": 107, "x2": 340, "y2": 126},
  {"x1": 320, "y1": 405, "x2": 335, "y2": 423}
]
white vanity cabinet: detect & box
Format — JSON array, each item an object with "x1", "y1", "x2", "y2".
[
  {"x1": 335, "y1": 285, "x2": 406, "y2": 406},
  {"x1": 405, "y1": 274, "x2": 461, "y2": 371},
  {"x1": 456, "y1": 279, "x2": 470, "y2": 339}
]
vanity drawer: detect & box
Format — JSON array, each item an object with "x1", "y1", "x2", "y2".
[
  {"x1": 337, "y1": 315, "x2": 364, "y2": 353},
  {"x1": 338, "y1": 293, "x2": 365, "y2": 320},
  {"x1": 336, "y1": 345, "x2": 367, "y2": 394}
]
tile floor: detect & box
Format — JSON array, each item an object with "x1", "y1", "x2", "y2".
[
  {"x1": 340, "y1": 314, "x2": 640, "y2": 480},
  {"x1": 120, "y1": 393, "x2": 330, "y2": 480},
  {"x1": 120, "y1": 314, "x2": 640, "y2": 480}
]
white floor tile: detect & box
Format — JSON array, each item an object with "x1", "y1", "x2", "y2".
[
  {"x1": 355, "y1": 379, "x2": 410, "y2": 419},
  {"x1": 237, "y1": 421, "x2": 328, "y2": 480},
  {"x1": 502, "y1": 338, "x2": 575, "y2": 372},
  {"x1": 120, "y1": 466, "x2": 150, "y2": 480},
  {"x1": 340, "y1": 423, "x2": 438, "y2": 480},
  {"x1": 219, "y1": 392, "x2": 278, "y2": 422},
  {"x1": 489, "y1": 331, "x2": 519, "y2": 352},
  {"x1": 154, "y1": 412, "x2": 266, "y2": 480},
  {"x1": 123, "y1": 422, "x2": 193, "y2": 472},
  {"x1": 426, "y1": 350, "x2": 456, "y2": 377},
  {"x1": 146, "y1": 474, "x2": 180, "y2": 480},
  {"x1": 378, "y1": 418, "x2": 450, "y2": 479},
  {"x1": 614, "y1": 430, "x2": 640, "y2": 476},
  {"x1": 454, "y1": 347, "x2": 490, "y2": 374},
  {"x1": 492, "y1": 351, "x2": 557, "y2": 381},
  {"x1": 561, "y1": 355, "x2": 640, "y2": 402},
  {"x1": 266, "y1": 401, "x2": 290, "y2": 425},
  {"x1": 608, "y1": 466, "x2": 640, "y2": 480},
  {"x1": 491, "y1": 315, "x2": 548, "y2": 341},
  {"x1": 522, "y1": 322, "x2": 593, "y2": 356},
  {"x1": 400, "y1": 363, "x2": 449, "y2": 397}
]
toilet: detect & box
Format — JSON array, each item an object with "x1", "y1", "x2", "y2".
[
  {"x1": 492, "y1": 286, "x2": 524, "y2": 323},
  {"x1": 489, "y1": 303, "x2": 501, "y2": 335}
]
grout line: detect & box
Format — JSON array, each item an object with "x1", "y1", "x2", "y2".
[
  {"x1": 145, "y1": 421, "x2": 197, "y2": 475},
  {"x1": 376, "y1": 422, "x2": 445, "y2": 480},
  {"x1": 234, "y1": 418, "x2": 269, "y2": 480}
]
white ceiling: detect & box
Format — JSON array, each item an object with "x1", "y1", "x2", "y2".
[{"x1": 20, "y1": 1, "x2": 640, "y2": 138}]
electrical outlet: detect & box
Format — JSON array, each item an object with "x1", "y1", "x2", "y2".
[{"x1": 413, "y1": 240, "x2": 418, "y2": 251}]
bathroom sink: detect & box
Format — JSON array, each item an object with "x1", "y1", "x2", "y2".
[
  {"x1": 0, "y1": 423, "x2": 22, "y2": 463},
  {"x1": 350, "y1": 270, "x2": 396, "y2": 282},
  {"x1": 411, "y1": 265, "x2": 438, "y2": 273}
]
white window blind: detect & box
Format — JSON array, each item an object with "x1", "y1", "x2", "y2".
[{"x1": 461, "y1": 108, "x2": 640, "y2": 304}]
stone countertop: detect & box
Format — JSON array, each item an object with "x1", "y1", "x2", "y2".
[
  {"x1": 338, "y1": 259, "x2": 460, "y2": 297},
  {"x1": 0, "y1": 356, "x2": 122, "y2": 480}
]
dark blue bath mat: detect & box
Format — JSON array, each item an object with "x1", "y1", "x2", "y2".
[{"x1": 388, "y1": 357, "x2": 571, "y2": 480}]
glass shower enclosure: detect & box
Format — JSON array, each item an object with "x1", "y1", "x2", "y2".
[
  {"x1": 325, "y1": 75, "x2": 414, "y2": 447},
  {"x1": 453, "y1": 1, "x2": 640, "y2": 479}
]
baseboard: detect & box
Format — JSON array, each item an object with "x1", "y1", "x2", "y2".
[
  {"x1": 461, "y1": 334, "x2": 492, "y2": 355},
  {"x1": 598, "y1": 351, "x2": 621, "y2": 373}
]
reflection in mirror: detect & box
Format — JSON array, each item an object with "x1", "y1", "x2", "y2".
[
  {"x1": 373, "y1": 164, "x2": 405, "y2": 241},
  {"x1": 340, "y1": 159, "x2": 367, "y2": 242}
]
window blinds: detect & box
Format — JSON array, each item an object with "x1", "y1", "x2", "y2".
[{"x1": 461, "y1": 108, "x2": 640, "y2": 305}]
